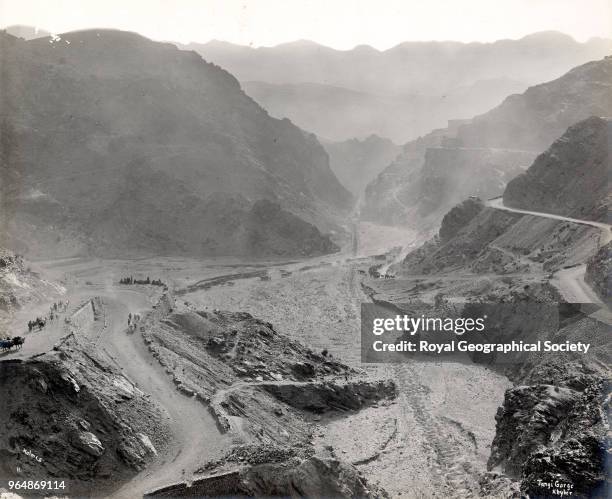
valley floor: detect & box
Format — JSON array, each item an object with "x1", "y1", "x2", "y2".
[{"x1": 1, "y1": 223, "x2": 517, "y2": 498}]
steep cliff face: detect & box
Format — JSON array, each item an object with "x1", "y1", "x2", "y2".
[
  {"x1": 504, "y1": 117, "x2": 610, "y2": 221},
  {"x1": 486, "y1": 312, "x2": 611, "y2": 498},
  {"x1": 363, "y1": 57, "x2": 612, "y2": 228},
  {"x1": 490, "y1": 378, "x2": 608, "y2": 498},
  {"x1": 0, "y1": 30, "x2": 351, "y2": 257}
]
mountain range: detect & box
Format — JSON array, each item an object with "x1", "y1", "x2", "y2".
[{"x1": 189, "y1": 32, "x2": 612, "y2": 142}]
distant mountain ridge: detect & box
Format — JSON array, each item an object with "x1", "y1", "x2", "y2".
[
  {"x1": 0, "y1": 29, "x2": 351, "y2": 258},
  {"x1": 188, "y1": 32, "x2": 612, "y2": 97},
  {"x1": 189, "y1": 32, "x2": 611, "y2": 142}
]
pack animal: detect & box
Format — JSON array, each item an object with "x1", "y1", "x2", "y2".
[{"x1": 0, "y1": 337, "x2": 25, "y2": 352}]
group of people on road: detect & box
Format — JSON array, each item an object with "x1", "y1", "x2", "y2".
[
  {"x1": 127, "y1": 312, "x2": 142, "y2": 333},
  {"x1": 26, "y1": 300, "x2": 69, "y2": 332},
  {"x1": 119, "y1": 276, "x2": 165, "y2": 287}
]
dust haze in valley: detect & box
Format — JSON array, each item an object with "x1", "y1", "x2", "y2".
[{"x1": 0, "y1": 2, "x2": 610, "y2": 498}]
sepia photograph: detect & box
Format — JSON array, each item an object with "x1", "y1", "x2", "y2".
[{"x1": 0, "y1": 1, "x2": 610, "y2": 497}]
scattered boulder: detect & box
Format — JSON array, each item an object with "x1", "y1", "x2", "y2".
[{"x1": 71, "y1": 431, "x2": 105, "y2": 458}]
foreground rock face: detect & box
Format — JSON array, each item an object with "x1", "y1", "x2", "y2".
[
  {"x1": 484, "y1": 310, "x2": 611, "y2": 498},
  {"x1": 504, "y1": 117, "x2": 610, "y2": 222},
  {"x1": 490, "y1": 379, "x2": 609, "y2": 498},
  {"x1": 0, "y1": 336, "x2": 166, "y2": 496},
  {"x1": 489, "y1": 384, "x2": 582, "y2": 475}
]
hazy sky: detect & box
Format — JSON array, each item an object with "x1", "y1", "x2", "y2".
[{"x1": 1, "y1": 0, "x2": 610, "y2": 49}]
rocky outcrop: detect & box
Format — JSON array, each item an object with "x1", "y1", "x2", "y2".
[
  {"x1": 439, "y1": 197, "x2": 484, "y2": 243},
  {"x1": 149, "y1": 308, "x2": 353, "y2": 396},
  {"x1": 489, "y1": 384, "x2": 582, "y2": 475},
  {"x1": 262, "y1": 380, "x2": 397, "y2": 414},
  {"x1": 490, "y1": 378, "x2": 609, "y2": 498},
  {"x1": 520, "y1": 380, "x2": 609, "y2": 498},
  {"x1": 483, "y1": 308, "x2": 611, "y2": 498},
  {"x1": 504, "y1": 117, "x2": 610, "y2": 221}
]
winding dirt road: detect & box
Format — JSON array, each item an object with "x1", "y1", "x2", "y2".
[
  {"x1": 486, "y1": 197, "x2": 612, "y2": 246},
  {"x1": 4, "y1": 277, "x2": 229, "y2": 498},
  {"x1": 486, "y1": 197, "x2": 611, "y2": 305},
  {"x1": 96, "y1": 291, "x2": 229, "y2": 498}
]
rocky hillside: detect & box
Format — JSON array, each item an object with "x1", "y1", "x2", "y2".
[
  {"x1": 363, "y1": 56, "x2": 612, "y2": 228},
  {"x1": 0, "y1": 30, "x2": 351, "y2": 258},
  {"x1": 486, "y1": 312, "x2": 610, "y2": 498},
  {"x1": 364, "y1": 142, "x2": 531, "y2": 227},
  {"x1": 401, "y1": 203, "x2": 599, "y2": 277},
  {"x1": 321, "y1": 135, "x2": 401, "y2": 195},
  {"x1": 504, "y1": 117, "x2": 610, "y2": 221},
  {"x1": 0, "y1": 334, "x2": 167, "y2": 496}
]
